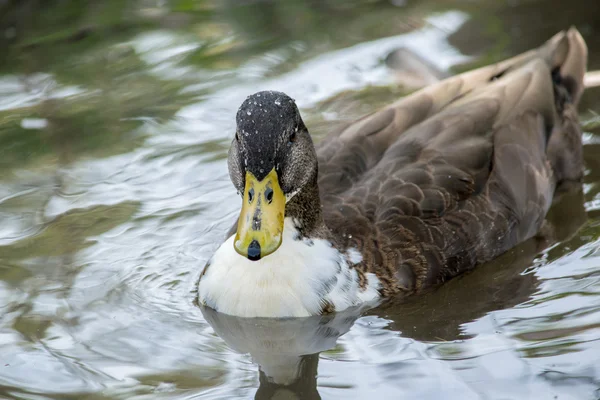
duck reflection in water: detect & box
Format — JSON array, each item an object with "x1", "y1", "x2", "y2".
[
  {"x1": 198, "y1": 184, "x2": 585, "y2": 399},
  {"x1": 200, "y1": 305, "x2": 366, "y2": 400}
]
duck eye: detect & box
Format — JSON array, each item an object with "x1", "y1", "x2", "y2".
[{"x1": 289, "y1": 130, "x2": 297, "y2": 143}]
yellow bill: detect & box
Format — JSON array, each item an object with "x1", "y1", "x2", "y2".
[{"x1": 234, "y1": 168, "x2": 285, "y2": 260}]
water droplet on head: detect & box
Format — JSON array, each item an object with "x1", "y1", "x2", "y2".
[
  {"x1": 260, "y1": 168, "x2": 264, "y2": 174},
  {"x1": 246, "y1": 111, "x2": 252, "y2": 116},
  {"x1": 274, "y1": 98, "x2": 281, "y2": 106}
]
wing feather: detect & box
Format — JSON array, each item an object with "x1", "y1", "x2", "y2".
[{"x1": 318, "y1": 29, "x2": 587, "y2": 293}]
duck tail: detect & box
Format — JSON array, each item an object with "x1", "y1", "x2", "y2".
[
  {"x1": 545, "y1": 28, "x2": 588, "y2": 184},
  {"x1": 540, "y1": 27, "x2": 588, "y2": 106}
]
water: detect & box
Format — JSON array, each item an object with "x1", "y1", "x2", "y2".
[{"x1": 1, "y1": 1, "x2": 599, "y2": 399}]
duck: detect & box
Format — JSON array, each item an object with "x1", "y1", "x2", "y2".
[{"x1": 197, "y1": 28, "x2": 588, "y2": 318}]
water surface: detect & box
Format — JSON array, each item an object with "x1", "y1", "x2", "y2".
[{"x1": 1, "y1": 1, "x2": 600, "y2": 399}]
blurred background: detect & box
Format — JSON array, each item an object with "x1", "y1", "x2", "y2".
[{"x1": 0, "y1": 1, "x2": 599, "y2": 399}]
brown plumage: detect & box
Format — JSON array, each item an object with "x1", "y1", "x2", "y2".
[{"x1": 315, "y1": 28, "x2": 587, "y2": 298}]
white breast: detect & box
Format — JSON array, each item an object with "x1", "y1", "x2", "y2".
[{"x1": 197, "y1": 218, "x2": 381, "y2": 317}]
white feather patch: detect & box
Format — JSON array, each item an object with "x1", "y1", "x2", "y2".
[
  {"x1": 198, "y1": 218, "x2": 381, "y2": 317},
  {"x1": 346, "y1": 247, "x2": 363, "y2": 264}
]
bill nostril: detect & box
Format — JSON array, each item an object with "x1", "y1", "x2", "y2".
[
  {"x1": 248, "y1": 188, "x2": 254, "y2": 203},
  {"x1": 265, "y1": 187, "x2": 274, "y2": 203}
]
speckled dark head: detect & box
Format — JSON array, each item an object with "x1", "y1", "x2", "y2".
[{"x1": 228, "y1": 90, "x2": 318, "y2": 196}]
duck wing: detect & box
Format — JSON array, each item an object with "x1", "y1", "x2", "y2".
[{"x1": 317, "y1": 28, "x2": 587, "y2": 293}]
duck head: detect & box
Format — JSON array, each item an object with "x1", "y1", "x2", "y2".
[{"x1": 228, "y1": 91, "x2": 318, "y2": 261}]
